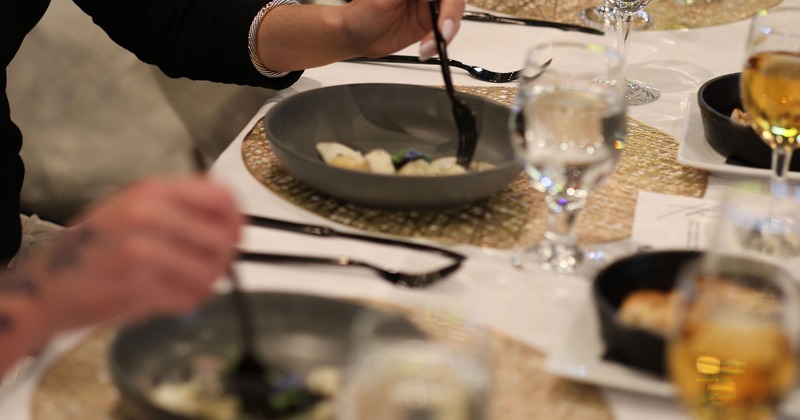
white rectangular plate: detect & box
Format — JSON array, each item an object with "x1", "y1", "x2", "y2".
[
  {"x1": 677, "y1": 95, "x2": 800, "y2": 181},
  {"x1": 545, "y1": 299, "x2": 800, "y2": 416}
]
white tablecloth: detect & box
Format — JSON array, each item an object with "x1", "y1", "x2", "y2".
[{"x1": 0, "y1": 2, "x2": 788, "y2": 419}]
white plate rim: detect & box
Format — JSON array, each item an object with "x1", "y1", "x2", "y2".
[
  {"x1": 544, "y1": 299, "x2": 675, "y2": 397},
  {"x1": 545, "y1": 295, "x2": 800, "y2": 415},
  {"x1": 677, "y1": 95, "x2": 800, "y2": 181}
]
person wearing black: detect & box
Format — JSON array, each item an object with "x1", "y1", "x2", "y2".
[
  {"x1": 1, "y1": 0, "x2": 466, "y2": 263},
  {"x1": 0, "y1": 0, "x2": 465, "y2": 376}
]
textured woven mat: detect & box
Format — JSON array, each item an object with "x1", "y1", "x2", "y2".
[
  {"x1": 31, "y1": 302, "x2": 612, "y2": 420},
  {"x1": 243, "y1": 86, "x2": 707, "y2": 249},
  {"x1": 468, "y1": 0, "x2": 780, "y2": 30}
]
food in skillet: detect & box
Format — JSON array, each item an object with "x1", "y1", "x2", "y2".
[
  {"x1": 315, "y1": 142, "x2": 495, "y2": 175},
  {"x1": 618, "y1": 279, "x2": 779, "y2": 337},
  {"x1": 149, "y1": 354, "x2": 341, "y2": 420},
  {"x1": 730, "y1": 108, "x2": 752, "y2": 126}
]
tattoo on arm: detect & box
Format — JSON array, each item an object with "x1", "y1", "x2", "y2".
[
  {"x1": 0, "y1": 272, "x2": 39, "y2": 297},
  {"x1": 0, "y1": 312, "x2": 12, "y2": 332},
  {"x1": 46, "y1": 228, "x2": 95, "y2": 274}
]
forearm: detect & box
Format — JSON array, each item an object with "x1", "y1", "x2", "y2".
[
  {"x1": 256, "y1": 4, "x2": 356, "y2": 72},
  {"x1": 0, "y1": 270, "x2": 54, "y2": 376},
  {"x1": 255, "y1": 0, "x2": 443, "y2": 72}
]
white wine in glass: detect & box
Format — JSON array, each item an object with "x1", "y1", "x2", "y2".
[
  {"x1": 667, "y1": 256, "x2": 799, "y2": 420},
  {"x1": 741, "y1": 7, "x2": 800, "y2": 196}
]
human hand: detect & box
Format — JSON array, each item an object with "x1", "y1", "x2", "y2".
[
  {"x1": 340, "y1": 0, "x2": 465, "y2": 60},
  {"x1": 25, "y1": 175, "x2": 241, "y2": 333}
]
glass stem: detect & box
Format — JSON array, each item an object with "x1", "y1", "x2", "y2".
[
  {"x1": 617, "y1": 11, "x2": 633, "y2": 73},
  {"x1": 544, "y1": 209, "x2": 578, "y2": 247},
  {"x1": 771, "y1": 147, "x2": 793, "y2": 198},
  {"x1": 541, "y1": 205, "x2": 581, "y2": 270}
]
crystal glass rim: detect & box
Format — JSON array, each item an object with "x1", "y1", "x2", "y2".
[{"x1": 751, "y1": 7, "x2": 800, "y2": 40}]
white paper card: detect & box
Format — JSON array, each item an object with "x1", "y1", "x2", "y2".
[{"x1": 631, "y1": 191, "x2": 720, "y2": 250}]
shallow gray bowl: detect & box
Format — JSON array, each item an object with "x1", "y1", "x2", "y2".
[
  {"x1": 263, "y1": 83, "x2": 520, "y2": 209},
  {"x1": 110, "y1": 292, "x2": 423, "y2": 419}
]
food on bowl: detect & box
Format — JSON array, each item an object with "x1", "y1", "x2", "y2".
[
  {"x1": 149, "y1": 354, "x2": 341, "y2": 420},
  {"x1": 618, "y1": 290, "x2": 676, "y2": 336},
  {"x1": 364, "y1": 149, "x2": 395, "y2": 174},
  {"x1": 618, "y1": 277, "x2": 778, "y2": 337},
  {"x1": 730, "y1": 108, "x2": 751, "y2": 126},
  {"x1": 315, "y1": 142, "x2": 370, "y2": 172},
  {"x1": 315, "y1": 142, "x2": 495, "y2": 176}
]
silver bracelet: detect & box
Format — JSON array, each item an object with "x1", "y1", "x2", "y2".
[{"x1": 248, "y1": 0, "x2": 300, "y2": 78}]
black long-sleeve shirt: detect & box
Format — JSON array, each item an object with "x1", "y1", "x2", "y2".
[{"x1": 1, "y1": 0, "x2": 303, "y2": 263}]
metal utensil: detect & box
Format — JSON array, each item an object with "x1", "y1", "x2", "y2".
[
  {"x1": 224, "y1": 268, "x2": 320, "y2": 417},
  {"x1": 239, "y1": 251, "x2": 459, "y2": 288},
  {"x1": 463, "y1": 11, "x2": 605, "y2": 35},
  {"x1": 246, "y1": 214, "x2": 466, "y2": 262},
  {"x1": 189, "y1": 149, "x2": 320, "y2": 417},
  {"x1": 346, "y1": 55, "x2": 521, "y2": 83},
  {"x1": 428, "y1": 0, "x2": 479, "y2": 168},
  {"x1": 243, "y1": 214, "x2": 466, "y2": 288}
]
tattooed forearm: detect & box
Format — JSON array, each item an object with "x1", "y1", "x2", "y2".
[
  {"x1": 0, "y1": 271, "x2": 39, "y2": 297},
  {"x1": 0, "y1": 312, "x2": 12, "y2": 332},
  {"x1": 46, "y1": 228, "x2": 95, "y2": 274}
]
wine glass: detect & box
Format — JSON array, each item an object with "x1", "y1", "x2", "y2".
[
  {"x1": 711, "y1": 183, "x2": 800, "y2": 260},
  {"x1": 741, "y1": 7, "x2": 800, "y2": 198},
  {"x1": 666, "y1": 184, "x2": 800, "y2": 419},
  {"x1": 609, "y1": 0, "x2": 660, "y2": 106},
  {"x1": 338, "y1": 309, "x2": 491, "y2": 420},
  {"x1": 510, "y1": 41, "x2": 626, "y2": 274},
  {"x1": 666, "y1": 256, "x2": 800, "y2": 419},
  {"x1": 580, "y1": 0, "x2": 653, "y2": 32}
]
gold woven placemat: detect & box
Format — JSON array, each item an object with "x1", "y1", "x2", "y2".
[
  {"x1": 468, "y1": 0, "x2": 780, "y2": 30},
  {"x1": 30, "y1": 303, "x2": 612, "y2": 420},
  {"x1": 243, "y1": 86, "x2": 707, "y2": 249}
]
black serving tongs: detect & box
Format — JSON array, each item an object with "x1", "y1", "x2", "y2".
[
  {"x1": 428, "y1": 0, "x2": 479, "y2": 169},
  {"x1": 240, "y1": 214, "x2": 466, "y2": 288}
]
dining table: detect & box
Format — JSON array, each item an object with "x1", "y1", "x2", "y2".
[{"x1": 1, "y1": 0, "x2": 798, "y2": 419}]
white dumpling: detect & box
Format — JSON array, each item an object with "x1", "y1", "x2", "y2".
[
  {"x1": 365, "y1": 149, "x2": 396, "y2": 174},
  {"x1": 468, "y1": 161, "x2": 496, "y2": 172},
  {"x1": 430, "y1": 157, "x2": 467, "y2": 176},
  {"x1": 398, "y1": 159, "x2": 434, "y2": 176},
  {"x1": 316, "y1": 142, "x2": 368, "y2": 171}
]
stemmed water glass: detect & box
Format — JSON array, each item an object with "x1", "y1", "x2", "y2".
[
  {"x1": 510, "y1": 41, "x2": 626, "y2": 274},
  {"x1": 609, "y1": 0, "x2": 660, "y2": 106},
  {"x1": 580, "y1": 0, "x2": 653, "y2": 32},
  {"x1": 740, "y1": 7, "x2": 800, "y2": 198}
]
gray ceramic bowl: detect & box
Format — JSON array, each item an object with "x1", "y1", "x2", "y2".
[
  {"x1": 263, "y1": 83, "x2": 520, "y2": 209},
  {"x1": 110, "y1": 292, "x2": 424, "y2": 419}
]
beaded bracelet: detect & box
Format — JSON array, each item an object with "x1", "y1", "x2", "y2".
[{"x1": 248, "y1": 0, "x2": 300, "y2": 78}]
